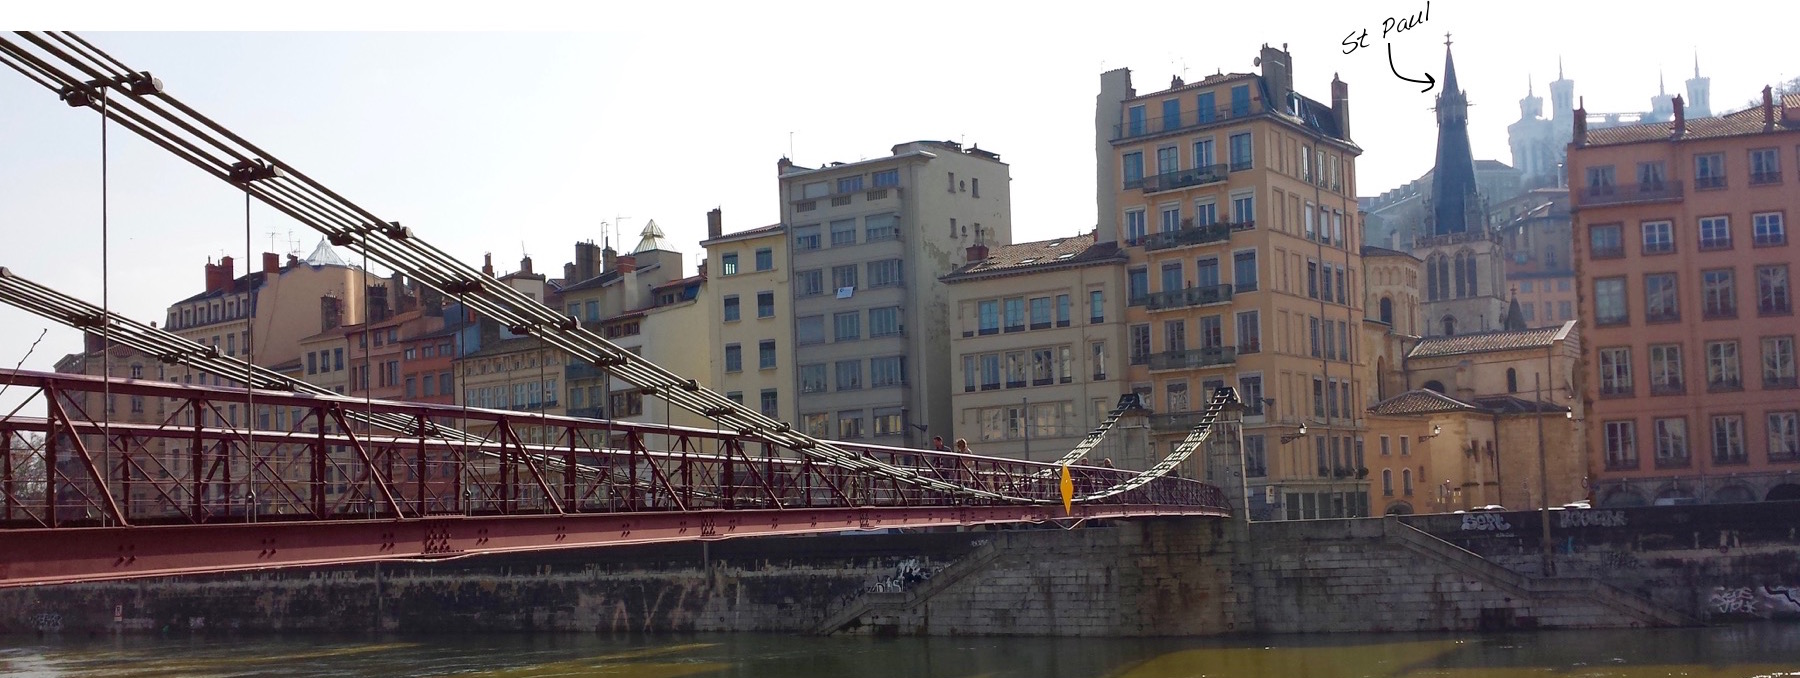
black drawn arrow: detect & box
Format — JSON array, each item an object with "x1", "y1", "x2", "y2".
[{"x1": 1388, "y1": 43, "x2": 1436, "y2": 93}]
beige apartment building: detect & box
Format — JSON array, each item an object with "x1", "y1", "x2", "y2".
[
  {"x1": 164, "y1": 242, "x2": 374, "y2": 384},
  {"x1": 1571, "y1": 88, "x2": 1800, "y2": 506},
  {"x1": 943, "y1": 232, "x2": 1132, "y2": 462},
  {"x1": 778, "y1": 141, "x2": 1012, "y2": 447},
  {"x1": 1098, "y1": 45, "x2": 1367, "y2": 519},
  {"x1": 700, "y1": 210, "x2": 794, "y2": 424}
]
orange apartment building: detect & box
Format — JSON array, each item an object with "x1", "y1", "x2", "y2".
[
  {"x1": 1098, "y1": 44, "x2": 1368, "y2": 519},
  {"x1": 1571, "y1": 87, "x2": 1800, "y2": 506}
]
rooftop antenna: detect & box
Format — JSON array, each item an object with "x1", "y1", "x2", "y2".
[{"x1": 788, "y1": 131, "x2": 795, "y2": 160}]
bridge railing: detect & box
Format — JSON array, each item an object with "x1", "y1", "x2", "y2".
[{"x1": 0, "y1": 369, "x2": 1227, "y2": 529}]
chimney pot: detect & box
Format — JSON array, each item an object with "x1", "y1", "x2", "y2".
[
  {"x1": 1764, "y1": 85, "x2": 1776, "y2": 131},
  {"x1": 616, "y1": 254, "x2": 636, "y2": 274},
  {"x1": 262, "y1": 252, "x2": 280, "y2": 274},
  {"x1": 706, "y1": 208, "x2": 723, "y2": 240},
  {"x1": 482, "y1": 253, "x2": 495, "y2": 277},
  {"x1": 520, "y1": 255, "x2": 533, "y2": 275},
  {"x1": 965, "y1": 243, "x2": 990, "y2": 263},
  {"x1": 1670, "y1": 95, "x2": 1686, "y2": 139}
]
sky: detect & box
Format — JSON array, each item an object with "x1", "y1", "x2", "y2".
[{"x1": 0, "y1": 0, "x2": 1791, "y2": 407}]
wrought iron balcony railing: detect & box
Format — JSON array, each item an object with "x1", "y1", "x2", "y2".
[
  {"x1": 1145, "y1": 283, "x2": 1234, "y2": 311},
  {"x1": 1141, "y1": 164, "x2": 1229, "y2": 193},
  {"x1": 1577, "y1": 180, "x2": 1684, "y2": 207},
  {"x1": 1147, "y1": 345, "x2": 1237, "y2": 371}
]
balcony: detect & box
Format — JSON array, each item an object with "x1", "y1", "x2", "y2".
[
  {"x1": 1603, "y1": 457, "x2": 1640, "y2": 472},
  {"x1": 566, "y1": 406, "x2": 605, "y2": 419},
  {"x1": 1148, "y1": 345, "x2": 1237, "y2": 371},
  {"x1": 1149, "y1": 409, "x2": 1217, "y2": 433},
  {"x1": 1114, "y1": 104, "x2": 1257, "y2": 142},
  {"x1": 1649, "y1": 380, "x2": 1686, "y2": 396},
  {"x1": 1695, "y1": 175, "x2": 1726, "y2": 190},
  {"x1": 1141, "y1": 164, "x2": 1228, "y2": 193},
  {"x1": 1765, "y1": 376, "x2": 1799, "y2": 390},
  {"x1": 1577, "y1": 180, "x2": 1684, "y2": 207},
  {"x1": 1145, "y1": 283, "x2": 1234, "y2": 312},
  {"x1": 1751, "y1": 171, "x2": 1783, "y2": 186},
  {"x1": 1142, "y1": 220, "x2": 1254, "y2": 252}
]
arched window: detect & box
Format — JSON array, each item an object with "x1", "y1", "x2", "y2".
[
  {"x1": 1427, "y1": 254, "x2": 1450, "y2": 301},
  {"x1": 1382, "y1": 468, "x2": 1394, "y2": 496},
  {"x1": 1461, "y1": 250, "x2": 1479, "y2": 297},
  {"x1": 1441, "y1": 315, "x2": 1457, "y2": 336},
  {"x1": 1453, "y1": 253, "x2": 1469, "y2": 298},
  {"x1": 1402, "y1": 468, "x2": 1414, "y2": 495},
  {"x1": 1506, "y1": 368, "x2": 1518, "y2": 393},
  {"x1": 1379, "y1": 296, "x2": 1394, "y2": 325},
  {"x1": 1376, "y1": 357, "x2": 1388, "y2": 400},
  {"x1": 1423, "y1": 380, "x2": 1446, "y2": 393}
]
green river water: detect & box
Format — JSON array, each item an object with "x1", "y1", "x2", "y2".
[{"x1": 4, "y1": 626, "x2": 1799, "y2": 677}]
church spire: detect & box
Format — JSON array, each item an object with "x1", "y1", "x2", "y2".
[{"x1": 1430, "y1": 36, "x2": 1482, "y2": 236}]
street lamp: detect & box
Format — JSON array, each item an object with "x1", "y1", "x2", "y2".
[
  {"x1": 1280, "y1": 423, "x2": 1308, "y2": 444},
  {"x1": 1418, "y1": 424, "x2": 1443, "y2": 441}
]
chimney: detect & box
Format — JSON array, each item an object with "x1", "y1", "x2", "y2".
[
  {"x1": 574, "y1": 241, "x2": 596, "y2": 280},
  {"x1": 602, "y1": 245, "x2": 618, "y2": 273},
  {"x1": 1094, "y1": 67, "x2": 1135, "y2": 246},
  {"x1": 965, "y1": 242, "x2": 990, "y2": 263},
  {"x1": 367, "y1": 284, "x2": 390, "y2": 322},
  {"x1": 1670, "y1": 95, "x2": 1685, "y2": 139},
  {"x1": 203, "y1": 258, "x2": 221, "y2": 293},
  {"x1": 482, "y1": 253, "x2": 495, "y2": 277},
  {"x1": 1171, "y1": 74, "x2": 1184, "y2": 89},
  {"x1": 84, "y1": 330, "x2": 104, "y2": 355},
  {"x1": 697, "y1": 259, "x2": 708, "y2": 279},
  {"x1": 1259, "y1": 43, "x2": 1294, "y2": 110},
  {"x1": 777, "y1": 157, "x2": 794, "y2": 174},
  {"x1": 1764, "y1": 85, "x2": 1776, "y2": 131},
  {"x1": 286, "y1": 253, "x2": 300, "y2": 267},
  {"x1": 218, "y1": 256, "x2": 235, "y2": 291},
  {"x1": 262, "y1": 252, "x2": 280, "y2": 274},
  {"x1": 706, "y1": 207, "x2": 723, "y2": 240},
  {"x1": 1573, "y1": 97, "x2": 1589, "y2": 146},
  {"x1": 615, "y1": 254, "x2": 636, "y2": 274},
  {"x1": 320, "y1": 295, "x2": 342, "y2": 331},
  {"x1": 1331, "y1": 74, "x2": 1351, "y2": 140},
  {"x1": 519, "y1": 255, "x2": 534, "y2": 276},
  {"x1": 563, "y1": 262, "x2": 576, "y2": 282}
]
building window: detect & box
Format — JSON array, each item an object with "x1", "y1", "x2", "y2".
[
  {"x1": 1650, "y1": 343, "x2": 1685, "y2": 394},
  {"x1": 1653, "y1": 418, "x2": 1689, "y2": 467},
  {"x1": 1128, "y1": 266, "x2": 1148, "y2": 303},
  {"x1": 750, "y1": 291, "x2": 773, "y2": 318},
  {"x1": 1157, "y1": 145, "x2": 1178, "y2": 175},
  {"x1": 1770, "y1": 412, "x2": 1800, "y2": 462},
  {"x1": 723, "y1": 295, "x2": 740, "y2": 322},
  {"x1": 800, "y1": 363, "x2": 827, "y2": 393},
  {"x1": 721, "y1": 253, "x2": 739, "y2": 275},
  {"x1": 1124, "y1": 209, "x2": 1147, "y2": 245},
  {"x1": 1588, "y1": 223, "x2": 1623, "y2": 258},
  {"x1": 1594, "y1": 277, "x2": 1627, "y2": 325},
  {"x1": 872, "y1": 169, "x2": 898, "y2": 187},
  {"x1": 1765, "y1": 336, "x2": 1797, "y2": 388},
  {"x1": 1091, "y1": 341, "x2": 1107, "y2": 380},
  {"x1": 758, "y1": 340, "x2": 776, "y2": 369},
  {"x1": 1695, "y1": 153, "x2": 1726, "y2": 189},
  {"x1": 1599, "y1": 347, "x2": 1633, "y2": 397},
  {"x1": 1753, "y1": 212, "x2": 1787, "y2": 246},
  {"x1": 1233, "y1": 250, "x2": 1258, "y2": 291},
  {"x1": 1758, "y1": 265, "x2": 1791, "y2": 315},
  {"x1": 1236, "y1": 310, "x2": 1260, "y2": 354},
  {"x1": 794, "y1": 225, "x2": 821, "y2": 251},
  {"x1": 833, "y1": 311, "x2": 861, "y2": 341},
  {"x1": 1129, "y1": 324, "x2": 1151, "y2": 364},
  {"x1": 836, "y1": 175, "x2": 863, "y2": 194},
  {"x1": 1056, "y1": 294, "x2": 1071, "y2": 327},
  {"x1": 306, "y1": 352, "x2": 318, "y2": 375},
  {"x1": 1122, "y1": 152, "x2": 1144, "y2": 189},
  {"x1": 868, "y1": 259, "x2": 903, "y2": 288},
  {"x1": 871, "y1": 356, "x2": 905, "y2": 387},
  {"x1": 758, "y1": 389, "x2": 778, "y2": 418},
  {"x1": 1642, "y1": 221, "x2": 1673, "y2": 255},
  {"x1": 865, "y1": 213, "x2": 898, "y2": 242},
  {"x1": 1229, "y1": 133, "x2": 1253, "y2": 171},
  {"x1": 1090, "y1": 290, "x2": 1105, "y2": 323},
  {"x1": 1165, "y1": 319, "x2": 1187, "y2": 353},
  {"x1": 1699, "y1": 216, "x2": 1732, "y2": 250},
  {"x1": 1004, "y1": 297, "x2": 1025, "y2": 332},
  {"x1": 754, "y1": 248, "x2": 773, "y2": 271},
  {"x1": 831, "y1": 264, "x2": 858, "y2": 291},
  {"x1": 835, "y1": 360, "x2": 862, "y2": 391},
  {"x1": 1707, "y1": 340, "x2": 1742, "y2": 391},
  {"x1": 1029, "y1": 296, "x2": 1053, "y2": 329},
  {"x1": 830, "y1": 219, "x2": 857, "y2": 247},
  {"x1": 1712, "y1": 415, "x2": 1747, "y2": 464},
  {"x1": 1703, "y1": 269, "x2": 1737, "y2": 318},
  {"x1": 870, "y1": 306, "x2": 901, "y2": 337},
  {"x1": 1604, "y1": 420, "x2": 1638, "y2": 469},
  {"x1": 723, "y1": 343, "x2": 742, "y2": 373},
  {"x1": 978, "y1": 300, "x2": 1000, "y2": 335},
  {"x1": 838, "y1": 410, "x2": 865, "y2": 439},
  {"x1": 1751, "y1": 148, "x2": 1782, "y2": 185},
  {"x1": 796, "y1": 315, "x2": 825, "y2": 345},
  {"x1": 980, "y1": 353, "x2": 1002, "y2": 390},
  {"x1": 1645, "y1": 273, "x2": 1679, "y2": 322},
  {"x1": 1231, "y1": 192, "x2": 1255, "y2": 225},
  {"x1": 1382, "y1": 469, "x2": 1394, "y2": 496},
  {"x1": 1238, "y1": 374, "x2": 1264, "y2": 415},
  {"x1": 1638, "y1": 161, "x2": 1667, "y2": 188},
  {"x1": 796, "y1": 269, "x2": 823, "y2": 297},
  {"x1": 802, "y1": 413, "x2": 828, "y2": 438}
]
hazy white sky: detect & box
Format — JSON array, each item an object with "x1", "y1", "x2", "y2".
[{"x1": 0, "y1": 0, "x2": 1789, "y2": 394}]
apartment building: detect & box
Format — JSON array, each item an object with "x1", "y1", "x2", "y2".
[
  {"x1": 1497, "y1": 189, "x2": 1577, "y2": 328},
  {"x1": 1098, "y1": 45, "x2": 1366, "y2": 519},
  {"x1": 943, "y1": 232, "x2": 1132, "y2": 462},
  {"x1": 163, "y1": 242, "x2": 374, "y2": 383},
  {"x1": 778, "y1": 141, "x2": 1012, "y2": 447},
  {"x1": 700, "y1": 209, "x2": 794, "y2": 423},
  {"x1": 1571, "y1": 87, "x2": 1800, "y2": 506}
]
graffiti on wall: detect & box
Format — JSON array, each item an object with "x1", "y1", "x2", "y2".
[
  {"x1": 1708, "y1": 585, "x2": 1800, "y2": 618},
  {"x1": 1460, "y1": 513, "x2": 1512, "y2": 532},
  {"x1": 866, "y1": 558, "x2": 941, "y2": 594},
  {"x1": 1558, "y1": 510, "x2": 1627, "y2": 529}
]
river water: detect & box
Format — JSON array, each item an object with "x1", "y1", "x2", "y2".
[{"x1": 3, "y1": 626, "x2": 1800, "y2": 677}]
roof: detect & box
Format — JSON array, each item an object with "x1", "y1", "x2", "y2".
[
  {"x1": 560, "y1": 269, "x2": 624, "y2": 293},
  {"x1": 652, "y1": 274, "x2": 704, "y2": 291},
  {"x1": 700, "y1": 222, "x2": 785, "y2": 247},
  {"x1": 1369, "y1": 389, "x2": 1483, "y2": 416},
  {"x1": 634, "y1": 220, "x2": 673, "y2": 254},
  {"x1": 1583, "y1": 98, "x2": 1800, "y2": 147},
  {"x1": 941, "y1": 232, "x2": 1126, "y2": 282},
  {"x1": 1408, "y1": 321, "x2": 1575, "y2": 359},
  {"x1": 1124, "y1": 71, "x2": 1256, "y2": 103},
  {"x1": 1360, "y1": 245, "x2": 1420, "y2": 261},
  {"x1": 304, "y1": 238, "x2": 352, "y2": 268},
  {"x1": 1472, "y1": 395, "x2": 1572, "y2": 415}
]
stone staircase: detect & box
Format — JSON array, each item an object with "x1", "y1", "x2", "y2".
[
  {"x1": 813, "y1": 539, "x2": 1002, "y2": 635},
  {"x1": 1387, "y1": 520, "x2": 1696, "y2": 627}
]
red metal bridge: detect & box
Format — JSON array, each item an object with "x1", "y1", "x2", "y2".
[{"x1": 0, "y1": 32, "x2": 1238, "y2": 588}]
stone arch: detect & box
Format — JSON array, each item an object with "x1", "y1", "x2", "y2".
[
  {"x1": 1422, "y1": 380, "x2": 1445, "y2": 393},
  {"x1": 1600, "y1": 486, "x2": 1649, "y2": 507},
  {"x1": 1441, "y1": 314, "x2": 1457, "y2": 336},
  {"x1": 1385, "y1": 501, "x2": 1415, "y2": 515},
  {"x1": 1711, "y1": 484, "x2": 1756, "y2": 504},
  {"x1": 1767, "y1": 484, "x2": 1800, "y2": 502},
  {"x1": 1379, "y1": 296, "x2": 1394, "y2": 325},
  {"x1": 1654, "y1": 484, "x2": 1696, "y2": 504}
]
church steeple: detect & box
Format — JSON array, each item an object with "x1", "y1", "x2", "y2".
[{"x1": 1430, "y1": 34, "x2": 1482, "y2": 236}]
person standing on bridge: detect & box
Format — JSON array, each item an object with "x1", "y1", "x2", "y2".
[{"x1": 954, "y1": 438, "x2": 971, "y2": 454}]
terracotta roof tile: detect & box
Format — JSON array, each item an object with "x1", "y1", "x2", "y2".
[
  {"x1": 942, "y1": 233, "x2": 1126, "y2": 282},
  {"x1": 1583, "y1": 103, "x2": 1800, "y2": 147},
  {"x1": 1408, "y1": 321, "x2": 1574, "y2": 359},
  {"x1": 1369, "y1": 389, "x2": 1482, "y2": 415}
]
